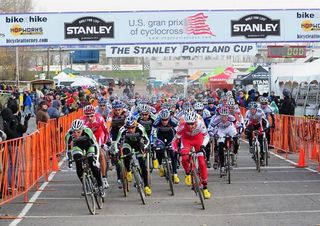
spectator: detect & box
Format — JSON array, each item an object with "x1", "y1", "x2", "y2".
[
  {"x1": 48, "y1": 100, "x2": 61, "y2": 119},
  {"x1": 36, "y1": 100, "x2": 50, "y2": 125},
  {"x1": 1, "y1": 107, "x2": 19, "y2": 140},
  {"x1": 8, "y1": 103, "x2": 30, "y2": 137},
  {"x1": 23, "y1": 91, "x2": 33, "y2": 117},
  {"x1": 279, "y1": 89, "x2": 296, "y2": 115}
]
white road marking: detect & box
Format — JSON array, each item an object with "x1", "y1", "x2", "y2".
[
  {"x1": 9, "y1": 158, "x2": 65, "y2": 226},
  {"x1": 22, "y1": 209, "x2": 320, "y2": 218}
]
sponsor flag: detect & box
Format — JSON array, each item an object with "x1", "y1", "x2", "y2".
[{"x1": 185, "y1": 13, "x2": 215, "y2": 36}]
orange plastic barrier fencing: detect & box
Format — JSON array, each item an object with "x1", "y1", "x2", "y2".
[
  {"x1": 0, "y1": 109, "x2": 84, "y2": 206},
  {"x1": 240, "y1": 107, "x2": 320, "y2": 170}
]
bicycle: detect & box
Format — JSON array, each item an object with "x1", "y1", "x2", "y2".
[
  {"x1": 120, "y1": 144, "x2": 146, "y2": 205},
  {"x1": 74, "y1": 155, "x2": 104, "y2": 215},
  {"x1": 155, "y1": 139, "x2": 174, "y2": 196},
  {"x1": 252, "y1": 130, "x2": 261, "y2": 172},
  {"x1": 181, "y1": 147, "x2": 205, "y2": 210},
  {"x1": 222, "y1": 135, "x2": 235, "y2": 184}
]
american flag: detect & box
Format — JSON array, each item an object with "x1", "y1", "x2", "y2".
[{"x1": 185, "y1": 13, "x2": 215, "y2": 36}]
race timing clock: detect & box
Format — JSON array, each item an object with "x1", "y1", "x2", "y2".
[{"x1": 267, "y1": 45, "x2": 307, "y2": 58}]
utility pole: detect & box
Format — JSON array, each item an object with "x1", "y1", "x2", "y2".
[
  {"x1": 15, "y1": 47, "x2": 19, "y2": 88},
  {"x1": 59, "y1": 46, "x2": 63, "y2": 72},
  {"x1": 47, "y1": 47, "x2": 50, "y2": 79}
]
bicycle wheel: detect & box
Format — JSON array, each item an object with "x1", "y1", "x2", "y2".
[
  {"x1": 263, "y1": 138, "x2": 269, "y2": 166},
  {"x1": 82, "y1": 172, "x2": 96, "y2": 215},
  {"x1": 164, "y1": 158, "x2": 174, "y2": 196},
  {"x1": 191, "y1": 169, "x2": 205, "y2": 210},
  {"x1": 91, "y1": 176, "x2": 103, "y2": 209},
  {"x1": 120, "y1": 160, "x2": 129, "y2": 197},
  {"x1": 146, "y1": 152, "x2": 152, "y2": 185},
  {"x1": 226, "y1": 149, "x2": 231, "y2": 184},
  {"x1": 133, "y1": 168, "x2": 146, "y2": 205},
  {"x1": 255, "y1": 142, "x2": 260, "y2": 172}
]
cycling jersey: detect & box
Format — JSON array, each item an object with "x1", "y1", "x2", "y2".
[{"x1": 81, "y1": 113, "x2": 108, "y2": 146}]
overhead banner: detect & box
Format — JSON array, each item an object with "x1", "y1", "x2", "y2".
[
  {"x1": 1, "y1": 9, "x2": 320, "y2": 46},
  {"x1": 106, "y1": 44, "x2": 257, "y2": 57}
]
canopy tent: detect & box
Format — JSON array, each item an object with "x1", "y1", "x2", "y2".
[
  {"x1": 208, "y1": 72, "x2": 231, "y2": 82},
  {"x1": 71, "y1": 77, "x2": 98, "y2": 87},
  {"x1": 199, "y1": 66, "x2": 225, "y2": 84},
  {"x1": 63, "y1": 68, "x2": 80, "y2": 75},
  {"x1": 188, "y1": 70, "x2": 203, "y2": 81},
  {"x1": 240, "y1": 66, "x2": 269, "y2": 86}
]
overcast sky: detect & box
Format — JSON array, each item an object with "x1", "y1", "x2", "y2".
[{"x1": 32, "y1": 0, "x2": 320, "y2": 12}]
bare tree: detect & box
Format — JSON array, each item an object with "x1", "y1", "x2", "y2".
[{"x1": 0, "y1": 0, "x2": 34, "y2": 81}]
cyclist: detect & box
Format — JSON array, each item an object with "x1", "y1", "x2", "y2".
[
  {"x1": 151, "y1": 108, "x2": 180, "y2": 183},
  {"x1": 65, "y1": 119, "x2": 105, "y2": 197},
  {"x1": 106, "y1": 100, "x2": 128, "y2": 188},
  {"x1": 96, "y1": 97, "x2": 111, "y2": 120},
  {"x1": 82, "y1": 105, "x2": 109, "y2": 188},
  {"x1": 208, "y1": 106, "x2": 239, "y2": 174},
  {"x1": 244, "y1": 102, "x2": 270, "y2": 165},
  {"x1": 114, "y1": 115, "x2": 152, "y2": 196},
  {"x1": 172, "y1": 110, "x2": 211, "y2": 199},
  {"x1": 259, "y1": 96, "x2": 275, "y2": 148},
  {"x1": 137, "y1": 104, "x2": 158, "y2": 168},
  {"x1": 194, "y1": 102, "x2": 212, "y2": 168}
]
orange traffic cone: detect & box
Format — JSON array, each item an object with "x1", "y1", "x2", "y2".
[
  {"x1": 297, "y1": 147, "x2": 306, "y2": 168},
  {"x1": 311, "y1": 141, "x2": 318, "y2": 160},
  {"x1": 52, "y1": 154, "x2": 59, "y2": 171}
]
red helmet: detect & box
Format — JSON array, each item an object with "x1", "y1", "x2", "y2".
[{"x1": 83, "y1": 105, "x2": 95, "y2": 116}]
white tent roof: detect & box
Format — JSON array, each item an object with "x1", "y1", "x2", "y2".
[
  {"x1": 53, "y1": 72, "x2": 79, "y2": 82},
  {"x1": 71, "y1": 77, "x2": 98, "y2": 87}
]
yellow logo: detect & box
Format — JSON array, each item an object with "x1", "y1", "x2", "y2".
[{"x1": 301, "y1": 20, "x2": 320, "y2": 31}]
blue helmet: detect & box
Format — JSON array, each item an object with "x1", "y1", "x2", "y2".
[
  {"x1": 125, "y1": 115, "x2": 137, "y2": 128},
  {"x1": 98, "y1": 98, "x2": 107, "y2": 105},
  {"x1": 159, "y1": 109, "x2": 171, "y2": 120},
  {"x1": 112, "y1": 100, "x2": 123, "y2": 110}
]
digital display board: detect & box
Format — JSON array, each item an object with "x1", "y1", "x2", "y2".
[{"x1": 267, "y1": 45, "x2": 307, "y2": 58}]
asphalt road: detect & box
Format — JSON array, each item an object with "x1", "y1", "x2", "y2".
[{"x1": 1, "y1": 140, "x2": 320, "y2": 226}]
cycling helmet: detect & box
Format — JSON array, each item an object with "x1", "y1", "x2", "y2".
[
  {"x1": 112, "y1": 100, "x2": 123, "y2": 110},
  {"x1": 226, "y1": 91, "x2": 233, "y2": 98},
  {"x1": 182, "y1": 101, "x2": 192, "y2": 110},
  {"x1": 125, "y1": 115, "x2": 137, "y2": 128},
  {"x1": 228, "y1": 98, "x2": 236, "y2": 107},
  {"x1": 183, "y1": 107, "x2": 194, "y2": 115},
  {"x1": 194, "y1": 102, "x2": 204, "y2": 111},
  {"x1": 248, "y1": 102, "x2": 258, "y2": 109},
  {"x1": 161, "y1": 102, "x2": 171, "y2": 110},
  {"x1": 259, "y1": 97, "x2": 269, "y2": 104},
  {"x1": 208, "y1": 98, "x2": 215, "y2": 104},
  {"x1": 184, "y1": 111, "x2": 197, "y2": 123},
  {"x1": 72, "y1": 119, "x2": 84, "y2": 131},
  {"x1": 83, "y1": 105, "x2": 95, "y2": 116},
  {"x1": 219, "y1": 106, "x2": 230, "y2": 116},
  {"x1": 140, "y1": 104, "x2": 150, "y2": 114},
  {"x1": 159, "y1": 109, "x2": 171, "y2": 120},
  {"x1": 98, "y1": 98, "x2": 107, "y2": 105},
  {"x1": 203, "y1": 109, "x2": 211, "y2": 119}
]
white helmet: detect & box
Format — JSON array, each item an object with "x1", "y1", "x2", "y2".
[
  {"x1": 184, "y1": 111, "x2": 197, "y2": 123},
  {"x1": 72, "y1": 119, "x2": 84, "y2": 131},
  {"x1": 194, "y1": 102, "x2": 204, "y2": 111}
]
